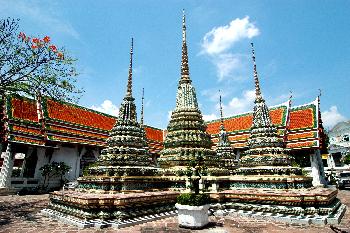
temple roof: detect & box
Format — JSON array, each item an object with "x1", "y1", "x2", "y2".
[
  {"x1": 3, "y1": 94, "x2": 163, "y2": 154},
  {"x1": 2, "y1": 94, "x2": 323, "y2": 153},
  {"x1": 207, "y1": 98, "x2": 323, "y2": 150}
]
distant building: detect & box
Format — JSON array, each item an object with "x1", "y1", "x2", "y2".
[{"x1": 328, "y1": 121, "x2": 350, "y2": 167}]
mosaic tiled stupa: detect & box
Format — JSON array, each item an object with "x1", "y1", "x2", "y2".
[
  {"x1": 215, "y1": 94, "x2": 236, "y2": 170},
  {"x1": 235, "y1": 43, "x2": 308, "y2": 186},
  {"x1": 78, "y1": 39, "x2": 161, "y2": 191},
  {"x1": 43, "y1": 40, "x2": 179, "y2": 226},
  {"x1": 159, "y1": 12, "x2": 226, "y2": 176},
  {"x1": 214, "y1": 43, "x2": 346, "y2": 225}
]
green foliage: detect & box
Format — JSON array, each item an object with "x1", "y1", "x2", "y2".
[
  {"x1": 343, "y1": 153, "x2": 350, "y2": 165},
  {"x1": 177, "y1": 193, "x2": 210, "y2": 206},
  {"x1": 39, "y1": 161, "x2": 71, "y2": 188},
  {"x1": 0, "y1": 17, "x2": 82, "y2": 102}
]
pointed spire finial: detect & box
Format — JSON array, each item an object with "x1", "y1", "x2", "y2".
[
  {"x1": 251, "y1": 43, "x2": 262, "y2": 102},
  {"x1": 289, "y1": 90, "x2": 293, "y2": 101},
  {"x1": 141, "y1": 88, "x2": 144, "y2": 126},
  {"x1": 180, "y1": 9, "x2": 191, "y2": 83},
  {"x1": 182, "y1": 9, "x2": 186, "y2": 42},
  {"x1": 219, "y1": 90, "x2": 225, "y2": 130},
  {"x1": 126, "y1": 38, "x2": 134, "y2": 97}
]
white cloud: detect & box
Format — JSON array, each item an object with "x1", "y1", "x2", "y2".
[
  {"x1": 0, "y1": 0, "x2": 79, "y2": 39},
  {"x1": 201, "y1": 16, "x2": 260, "y2": 55},
  {"x1": 200, "y1": 17, "x2": 259, "y2": 81},
  {"x1": 222, "y1": 89, "x2": 255, "y2": 116},
  {"x1": 322, "y1": 106, "x2": 347, "y2": 129},
  {"x1": 214, "y1": 53, "x2": 249, "y2": 81},
  {"x1": 203, "y1": 114, "x2": 218, "y2": 121},
  {"x1": 201, "y1": 89, "x2": 229, "y2": 102},
  {"x1": 91, "y1": 100, "x2": 119, "y2": 116}
]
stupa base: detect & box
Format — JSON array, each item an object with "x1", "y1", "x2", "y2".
[
  {"x1": 46, "y1": 190, "x2": 179, "y2": 220},
  {"x1": 42, "y1": 207, "x2": 178, "y2": 229},
  {"x1": 211, "y1": 203, "x2": 346, "y2": 225},
  {"x1": 210, "y1": 187, "x2": 345, "y2": 225}
]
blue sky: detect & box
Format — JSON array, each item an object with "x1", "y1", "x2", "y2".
[{"x1": 1, "y1": 0, "x2": 349, "y2": 129}]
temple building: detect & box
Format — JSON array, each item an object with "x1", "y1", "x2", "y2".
[
  {"x1": 0, "y1": 11, "x2": 345, "y2": 227},
  {"x1": 0, "y1": 90, "x2": 327, "y2": 190},
  {"x1": 0, "y1": 13, "x2": 327, "y2": 192},
  {"x1": 328, "y1": 121, "x2": 350, "y2": 167}
]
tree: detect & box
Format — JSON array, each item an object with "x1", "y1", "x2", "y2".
[
  {"x1": 39, "y1": 161, "x2": 71, "y2": 189},
  {"x1": 0, "y1": 18, "x2": 82, "y2": 102}
]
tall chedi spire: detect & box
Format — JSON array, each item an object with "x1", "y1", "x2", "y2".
[
  {"x1": 159, "y1": 11, "x2": 220, "y2": 174},
  {"x1": 215, "y1": 92, "x2": 236, "y2": 169},
  {"x1": 240, "y1": 43, "x2": 292, "y2": 167},
  {"x1": 94, "y1": 38, "x2": 152, "y2": 170}
]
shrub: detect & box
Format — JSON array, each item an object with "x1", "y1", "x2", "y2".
[{"x1": 176, "y1": 193, "x2": 210, "y2": 206}]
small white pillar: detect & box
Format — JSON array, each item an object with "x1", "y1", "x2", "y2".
[
  {"x1": 0, "y1": 143, "x2": 14, "y2": 188},
  {"x1": 310, "y1": 149, "x2": 327, "y2": 187},
  {"x1": 211, "y1": 182, "x2": 218, "y2": 192},
  {"x1": 20, "y1": 147, "x2": 34, "y2": 177},
  {"x1": 327, "y1": 154, "x2": 336, "y2": 168}
]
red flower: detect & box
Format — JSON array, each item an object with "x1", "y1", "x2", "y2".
[
  {"x1": 18, "y1": 32, "x2": 26, "y2": 40},
  {"x1": 32, "y1": 38, "x2": 40, "y2": 44},
  {"x1": 43, "y1": 36, "x2": 50, "y2": 43},
  {"x1": 49, "y1": 45, "x2": 57, "y2": 52},
  {"x1": 31, "y1": 45, "x2": 38, "y2": 49},
  {"x1": 57, "y1": 52, "x2": 64, "y2": 59}
]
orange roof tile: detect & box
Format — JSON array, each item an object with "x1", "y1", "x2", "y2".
[
  {"x1": 289, "y1": 107, "x2": 316, "y2": 130},
  {"x1": 46, "y1": 99, "x2": 116, "y2": 130},
  {"x1": 206, "y1": 107, "x2": 286, "y2": 135},
  {"x1": 145, "y1": 127, "x2": 163, "y2": 142},
  {"x1": 287, "y1": 131, "x2": 317, "y2": 141},
  {"x1": 11, "y1": 97, "x2": 38, "y2": 122}
]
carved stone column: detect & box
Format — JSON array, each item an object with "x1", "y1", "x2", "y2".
[{"x1": 0, "y1": 143, "x2": 14, "y2": 188}]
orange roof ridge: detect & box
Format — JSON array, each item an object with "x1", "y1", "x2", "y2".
[{"x1": 205, "y1": 102, "x2": 288, "y2": 124}]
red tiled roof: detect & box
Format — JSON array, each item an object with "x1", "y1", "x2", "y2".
[
  {"x1": 286, "y1": 140, "x2": 318, "y2": 149},
  {"x1": 11, "y1": 98, "x2": 38, "y2": 122},
  {"x1": 46, "y1": 99, "x2": 116, "y2": 130},
  {"x1": 287, "y1": 131, "x2": 316, "y2": 141},
  {"x1": 289, "y1": 106, "x2": 316, "y2": 130},
  {"x1": 145, "y1": 127, "x2": 164, "y2": 142},
  {"x1": 206, "y1": 107, "x2": 286, "y2": 135}
]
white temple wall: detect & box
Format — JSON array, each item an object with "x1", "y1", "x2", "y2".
[
  {"x1": 34, "y1": 147, "x2": 50, "y2": 180},
  {"x1": 50, "y1": 145, "x2": 80, "y2": 181}
]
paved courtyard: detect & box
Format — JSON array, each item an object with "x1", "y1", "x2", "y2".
[{"x1": 0, "y1": 190, "x2": 349, "y2": 233}]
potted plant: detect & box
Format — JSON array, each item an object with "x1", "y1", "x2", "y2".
[{"x1": 175, "y1": 155, "x2": 211, "y2": 229}]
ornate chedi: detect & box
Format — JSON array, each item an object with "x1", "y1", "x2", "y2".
[
  {"x1": 215, "y1": 94, "x2": 236, "y2": 170},
  {"x1": 159, "y1": 11, "x2": 223, "y2": 175},
  {"x1": 240, "y1": 43, "x2": 293, "y2": 168},
  {"x1": 78, "y1": 39, "x2": 162, "y2": 191},
  {"x1": 213, "y1": 43, "x2": 346, "y2": 225},
  {"x1": 43, "y1": 40, "x2": 179, "y2": 227},
  {"x1": 234, "y1": 43, "x2": 309, "y2": 185}
]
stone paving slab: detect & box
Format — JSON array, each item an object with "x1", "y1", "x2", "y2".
[{"x1": 0, "y1": 191, "x2": 350, "y2": 233}]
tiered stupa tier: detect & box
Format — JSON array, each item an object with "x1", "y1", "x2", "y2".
[
  {"x1": 215, "y1": 94, "x2": 236, "y2": 169},
  {"x1": 77, "y1": 39, "x2": 166, "y2": 192},
  {"x1": 159, "y1": 12, "x2": 219, "y2": 173},
  {"x1": 86, "y1": 38, "x2": 155, "y2": 176},
  {"x1": 240, "y1": 43, "x2": 293, "y2": 168}
]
